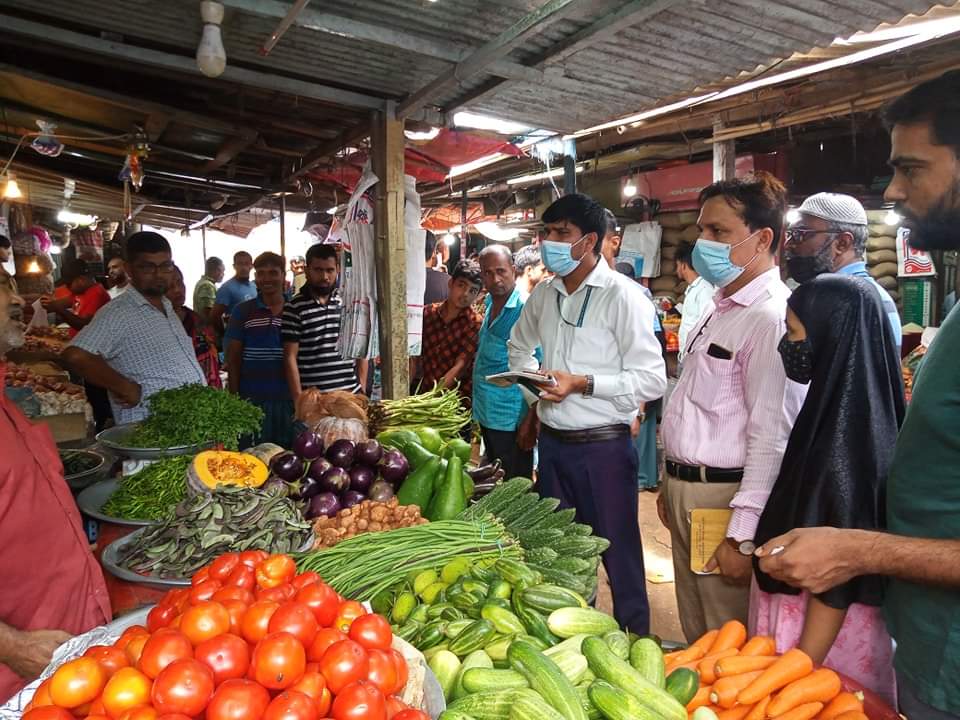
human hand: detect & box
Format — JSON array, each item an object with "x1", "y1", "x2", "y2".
[
  {"x1": 116, "y1": 379, "x2": 142, "y2": 408},
  {"x1": 5, "y1": 628, "x2": 71, "y2": 679},
  {"x1": 516, "y1": 407, "x2": 539, "y2": 451},
  {"x1": 656, "y1": 492, "x2": 670, "y2": 529},
  {"x1": 630, "y1": 416, "x2": 641, "y2": 438},
  {"x1": 40, "y1": 296, "x2": 70, "y2": 313},
  {"x1": 756, "y1": 527, "x2": 864, "y2": 594},
  {"x1": 535, "y1": 370, "x2": 585, "y2": 403},
  {"x1": 705, "y1": 540, "x2": 753, "y2": 586}
]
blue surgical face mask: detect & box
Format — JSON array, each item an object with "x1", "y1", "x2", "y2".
[
  {"x1": 541, "y1": 235, "x2": 590, "y2": 277},
  {"x1": 691, "y1": 231, "x2": 761, "y2": 288}
]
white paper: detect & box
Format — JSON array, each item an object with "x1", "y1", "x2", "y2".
[
  {"x1": 620, "y1": 222, "x2": 662, "y2": 278},
  {"x1": 26, "y1": 298, "x2": 49, "y2": 330}
]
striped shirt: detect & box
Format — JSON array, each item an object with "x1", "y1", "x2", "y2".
[
  {"x1": 225, "y1": 296, "x2": 286, "y2": 400},
  {"x1": 281, "y1": 290, "x2": 360, "y2": 393},
  {"x1": 661, "y1": 268, "x2": 808, "y2": 541}
]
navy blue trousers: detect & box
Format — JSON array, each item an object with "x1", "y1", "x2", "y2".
[{"x1": 537, "y1": 431, "x2": 650, "y2": 634}]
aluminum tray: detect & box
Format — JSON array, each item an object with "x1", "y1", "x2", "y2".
[
  {"x1": 96, "y1": 422, "x2": 213, "y2": 460},
  {"x1": 76, "y1": 478, "x2": 155, "y2": 527},
  {"x1": 61, "y1": 448, "x2": 107, "y2": 490}
]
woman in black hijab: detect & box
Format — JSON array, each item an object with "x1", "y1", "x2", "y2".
[{"x1": 750, "y1": 274, "x2": 904, "y2": 701}]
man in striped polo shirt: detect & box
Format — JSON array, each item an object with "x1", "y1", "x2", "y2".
[{"x1": 282, "y1": 244, "x2": 365, "y2": 402}]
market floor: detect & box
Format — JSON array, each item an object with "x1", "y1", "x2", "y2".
[{"x1": 595, "y1": 490, "x2": 683, "y2": 643}]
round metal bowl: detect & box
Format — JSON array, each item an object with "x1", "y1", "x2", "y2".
[
  {"x1": 60, "y1": 449, "x2": 107, "y2": 491},
  {"x1": 76, "y1": 479, "x2": 156, "y2": 528},
  {"x1": 96, "y1": 423, "x2": 214, "y2": 460}
]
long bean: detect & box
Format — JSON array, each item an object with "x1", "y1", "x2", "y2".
[
  {"x1": 102, "y1": 456, "x2": 190, "y2": 520},
  {"x1": 369, "y1": 384, "x2": 472, "y2": 439},
  {"x1": 294, "y1": 518, "x2": 520, "y2": 600}
]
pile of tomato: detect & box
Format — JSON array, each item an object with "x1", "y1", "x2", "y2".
[{"x1": 22, "y1": 551, "x2": 429, "y2": 720}]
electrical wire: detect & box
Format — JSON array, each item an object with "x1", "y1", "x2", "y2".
[{"x1": 1, "y1": 130, "x2": 133, "y2": 175}]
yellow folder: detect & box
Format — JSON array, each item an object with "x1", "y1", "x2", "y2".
[{"x1": 690, "y1": 508, "x2": 732, "y2": 575}]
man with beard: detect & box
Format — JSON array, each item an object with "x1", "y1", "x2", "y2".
[
  {"x1": 62, "y1": 232, "x2": 206, "y2": 424},
  {"x1": 106, "y1": 256, "x2": 129, "y2": 298},
  {"x1": 282, "y1": 243, "x2": 365, "y2": 401},
  {"x1": 783, "y1": 193, "x2": 901, "y2": 349},
  {"x1": 0, "y1": 282, "x2": 111, "y2": 702},
  {"x1": 757, "y1": 70, "x2": 960, "y2": 719}
]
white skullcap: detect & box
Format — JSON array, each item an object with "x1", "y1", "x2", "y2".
[{"x1": 798, "y1": 193, "x2": 868, "y2": 226}]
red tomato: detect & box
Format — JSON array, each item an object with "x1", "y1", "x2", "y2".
[
  {"x1": 211, "y1": 586, "x2": 255, "y2": 606},
  {"x1": 290, "y1": 572, "x2": 319, "y2": 591},
  {"x1": 113, "y1": 626, "x2": 149, "y2": 651},
  {"x1": 138, "y1": 628, "x2": 193, "y2": 679},
  {"x1": 88, "y1": 697, "x2": 107, "y2": 716},
  {"x1": 70, "y1": 701, "x2": 92, "y2": 718},
  {"x1": 306, "y1": 628, "x2": 346, "y2": 663},
  {"x1": 250, "y1": 632, "x2": 306, "y2": 690},
  {"x1": 117, "y1": 706, "x2": 158, "y2": 720},
  {"x1": 181, "y1": 601, "x2": 231, "y2": 645},
  {"x1": 290, "y1": 671, "x2": 326, "y2": 706},
  {"x1": 225, "y1": 564, "x2": 256, "y2": 591},
  {"x1": 348, "y1": 614, "x2": 392, "y2": 651},
  {"x1": 146, "y1": 604, "x2": 178, "y2": 633},
  {"x1": 195, "y1": 633, "x2": 251, "y2": 686},
  {"x1": 392, "y1": 711, "x2": 428, "y2": 720},
  {"x1": 49, "y1": 657, "x2": 108, "y2": 709},
  {"x1": 189, "y1": 579, "x2": 223, "y2": 605},
  {"x1": 84, "y1": 645, "x2": 130, "y2": 677},
  {"x1": 333, "y1": 601, "x2": 367, "y2": 634},
  {"x1": 85, "y1": 715, "x2": 112, "y2": 720},
  {"x1": 209, "y1": 552, "x2": 241, "y2": 581},
  {"x1": 295, "y1": 582, "x2": 340, "y2": 628},
  {"x1": 240, "y1": 600, "x2": 280, "y2": 644},
  {"x1": 387, "y1": 649, "x2": 407, "y2": 694},
  {"x1": 123, "y1": 635, "x2": 149, "y2": 667},
  {"x1": 205, "y1": 679, "x2": 270, "y2": 720},
  {"x1": 319, "y1": 640, "x2": 369, "y2": 695},
  {"x1": 100, "y1": 667, "x2": 152, "y2": 719},
  {"x1": 156, "y1": 715, "x2": 194, "y2": 720},
  {"x1": 331, "y1": 680, "x2": 386, "y2": 720},
  {"x1": 264, "y1": 690, "x2": 318, "y2": 720},
  {"x1": 23, "y1": 707, "x2": 75, "y2": 720},
  {"x1": 162, "y1": 590, "x2": 190, "y2": 613},
  {"x1": 269, "y1": 602, "x2": 320, "y2": 647},
  {"x1": 257, "y1": 584, "x2": 296, "y2": 603},
  {"x1": 30, "y1": 679, "x2": 54, "y2": 708},
  {"x1": 239, "y1": 550, "x2": 269, "y2": 569},
  {"x1": 365, "y1": 649, "x2": 399, "y2": 696},
  {"x1": 191, "y1": 567, "x2": 212, "y2": 586},
  {"x1": 150, "y1": 659, "x2": 214, "y2": 717},
  {"x1": 221, "y1": 599, "x2": 248, "y2": 636},
  {"x1": 255, "y1": 555, "x2": 296, "y2": 590},
  {"x1": 384, "y1": 697, "x2": 408, "y2": 720}
]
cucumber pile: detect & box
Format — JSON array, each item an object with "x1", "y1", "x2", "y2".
[{"x1": 460, "y1": 477, "x2": 609, "y2": 599}]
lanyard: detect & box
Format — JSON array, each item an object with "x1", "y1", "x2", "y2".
[
  {"x1": 685, "y1": 311, "x2": 714, "y2": 356},
  {"x1": 556, "y1": 286, "x2": 594, "y2": 328}
]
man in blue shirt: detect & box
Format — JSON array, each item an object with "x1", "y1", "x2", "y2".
[
  {"x1": 211, "y1": 251, "x2": 257, "y2": 334},
  {"x1": 473, "y1": 244, "x2": 534, "y2": 479},
  {"x1": 784, "y1": 193, "x2": 902, "y2": 350}
]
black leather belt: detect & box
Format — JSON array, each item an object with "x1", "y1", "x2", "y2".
[
  {"x1": 666, "y1": 460, "x2": 744, "y2": 483},
  {"x1": 541, "y1": 423, "x2": 630, "y2": 444}
]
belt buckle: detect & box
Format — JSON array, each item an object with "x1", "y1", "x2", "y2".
[{"x1": 699, "y1": 466, "x2": 708, "y2": 483}]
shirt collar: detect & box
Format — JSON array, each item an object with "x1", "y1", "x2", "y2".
[
  {"x1": 126, "y1": 286, "x2": 173, "y2": 313},
  {"x1": 714, "y1": 267, "x2": 781, "y2": 309},
  {"x1": 837, "y1": 261, "x2": 867, "y2": 275},
  {"x1": 485, "y1": 287, "x2": 522, "y2": 311},
  {"x1": 550, "y1": 257, "x2": 612, "y2": 297}
]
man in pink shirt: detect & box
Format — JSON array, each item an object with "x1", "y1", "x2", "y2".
[{"x1": 659, "y1": 172, "x2": 806, "y2": 642}]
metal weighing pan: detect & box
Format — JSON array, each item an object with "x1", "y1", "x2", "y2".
[
  {"x1": 76, "y1": 478, "x2": 155, "y2": 528},
  {"x1": 96, "y1": 422, "x2": 213, "y2": 460},
  {"x1": 60, "y1": 448, "x2": 107, "y2": 491}
]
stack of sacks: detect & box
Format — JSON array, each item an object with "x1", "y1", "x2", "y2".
[
  {"x1": 865, "y1": 209, "x2": 900, "y2": 305},
  {"x1": 655, "y1": 211, "x2": 700, "y2": 301}
]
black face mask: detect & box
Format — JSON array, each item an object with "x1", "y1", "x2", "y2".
[
  {"x1": 785, "y1": 237, "x2": 834, "y2": 284},
  {"x1": 778, "y1": 334, "x2": 813, "y2": 384}
]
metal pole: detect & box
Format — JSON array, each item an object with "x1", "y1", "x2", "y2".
[
  {"x1": 201, "y1": 225, "x2": 207, "y2": 261},
  {"x1": 280, "y1": 194, "x2": 287, "y2": 260},
  {"x1": 563, "y1": 138, "x2": 577, "y2": 195},
  {"x1": 461, "y1": 186, "x2": 469, "y2": 260}
]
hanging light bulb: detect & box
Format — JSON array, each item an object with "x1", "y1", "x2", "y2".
[
  {"x1": 622, "y1": 177, "x2": 637, "y2": 198},
  {"x1": 197, "y1": 1, "x2": 227, "y2": 78},
  {"x1": 884, "y1": 209, "x2": 902, "y2": 226},
  {"x1": 786, "y1": 208, "x2": 802, "y2": 225},
  {"x1": 26, "y1": 259, "x2": 41, "y2": 275},
  {"x1": 441, "y1": 233, "x2": 457, "y2": 246},
  {"x1": 3, "y1": 173, "x2": 23, "y2": 200}
]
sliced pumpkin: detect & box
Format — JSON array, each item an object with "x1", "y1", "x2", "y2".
[{"x1": 188, "y1": 450, "x2": 269, "y2": 492}]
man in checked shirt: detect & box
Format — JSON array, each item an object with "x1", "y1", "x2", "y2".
[{"x1": 659, "y1": 172, "x2": 807, "y2": 642}]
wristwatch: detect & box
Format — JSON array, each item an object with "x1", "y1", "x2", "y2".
[
  {"x1": 582, "y1": 374, "x2": 595, "y2": 397},
  {"x1": 726, "y1": 537, "x2": 756, "y2": 556}
]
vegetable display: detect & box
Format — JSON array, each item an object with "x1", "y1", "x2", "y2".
[
  {"x1": 312, "y1": 498, "x2": 428, "y2": 548},
  {"x1": 187, "y1": 451, "x2": 269, "y2": 492},
  {"x1": 368, "y1": 384, "x2": 472, "y2": 442},
  {"x1": 60, "y1": 450, "x2": 101, "y2": 477},
  {"x1": 117, "y1": 487, "x2": 312, "y2": 578},
  {"x1": 128, "y1": 385, "x2": 264, "y2": 450},
  {"x1": 21, "y1": 551, "x2": 431, "y2": 720},
  {"x1": 101, "y1": 456, "x2": 191, "y2": 521}
]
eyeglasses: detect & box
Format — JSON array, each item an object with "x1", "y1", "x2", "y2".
[
  {"x1": 784, "y1": 228, "x2": 843, "y2": 246},
  {"x1": 135, "y1": 261, "x2": 176, "y2": 275}
]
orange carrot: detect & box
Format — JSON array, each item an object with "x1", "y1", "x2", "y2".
[
  {"x1": 694, "y1": 649, "x2": 740, "y2": 684},
  {"x1": 686, "y1": 685, "x2": 713, "y2": 712},
  {"x1": 711, "y1": 671, "x2": 765, "y2": 709},
  {"x1": 769, "y1": 702, "x2": 823, "y2": 720},
  {"x1": 715, "y1": 655, "x2": 778, "y2": 678},
  {"x1": 818, "y1": 692, "x2": 864, "y2": 720},
  {"x1": 709, "y1": 620, "x2": 748, "y2": 654},
  {"x1": 718, "y1": 705, "x2": 755, "y2": 720},
  {"x1": 744, "y1": 696, "x2": 771, "y2": 720},
  {"x1": 666, "y1": 645, "x2": 707, "y2": 671},
  {"x1": 665, "y1": 650, "x2": 686, "y2": 664},
  {"x1": 832, "y1": 712, "x2": 869, "y2": 720},
  {"x1": 737, "y1": 649, "x2": 814, "y2": 706},
  {"x1": 692, "y1": 629, "x2": 722, "y2": 654},
  {"x1": 740, "y1": 636, "x2": 777, "y2": 657},
  {"x1": 767, "y1": 669, "x2": 842, "y2": 717}
]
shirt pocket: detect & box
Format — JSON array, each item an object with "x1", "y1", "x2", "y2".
[
  {"x1": 566, "y1": 326, "x2": 618, "y2": 374},
  {"x1": 686, "y1": 353, "x2": 740, "y2": 416}
]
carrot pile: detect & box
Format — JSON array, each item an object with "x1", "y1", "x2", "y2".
[{"x1": 667, "y1": 620, "x2": 868, "y2": 720}]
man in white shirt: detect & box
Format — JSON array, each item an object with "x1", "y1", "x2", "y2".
[
  {"x1": 106, "y1": 257, "x2": 129, "y2": 299},
  {"x1": 675, "y1": 241, "x2": 715, "y2": 363},
  {"x1": 508, "y1": 193, "x2": 667, "y2": 634}
]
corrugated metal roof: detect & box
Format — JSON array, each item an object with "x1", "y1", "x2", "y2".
[{"x1": 0, "y1": 0, "x2": 947, "y2": 134}]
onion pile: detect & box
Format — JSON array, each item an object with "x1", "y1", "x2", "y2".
[{"x1": 268, "y1": 431, "x2": 411, "y2": 519}]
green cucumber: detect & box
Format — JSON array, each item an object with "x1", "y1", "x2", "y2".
[
  {"x1": 521, "y1": 585, "x2": 588, "y2": 613},
  {"x1": 547, "y1": 608, "x2": 619, "y2": 638},
  {"x1": 438, "y1": 711, "x2": 477, "y2": 720},
  {"x1": 514, "y1": 601, "x2": 559, "y2": 647},
  {"x1": 581, "y1": 638, "x2": 686, "y2": 720},
  {"x1": 481, "y1": 604, "x2": 526, "y2": 635},
  {"x1": 602, "y1": 630, "x2": 631, "y2": 660},
  {"x1": 446, "y1": 689, "x2": 540, "y2": 720},
  {"x1": 462, "y1": 667, "x2": 529, "y2": 694},
  {"x1": 587, "y1": 680, "x2": 663, "y2": 720},
  {"x1": 445, "y1": 619, "x2": 475, "y2": 638},
  {"x1": 664, "y1": 667, "x2": 700, "y2": 706},
  {"x1": 509, "y1": 690, "x2": 567, "y2": 720},
  {"x1": 544, "y1": 634, "x2": 591, "y2": 659},
  {"x1": 515, "y1": 634, "x2": 549, "y2": 652},
  {"x1": 495, "y1": 559, "x2": 542, "y2": 588},
  {"x1": 575, "y1": 684, "x2": 602, "y2": 720},
  {"x1": 629, "y1": 638, "x2": 665, "y2": 689},
  {"x1": 423, "y1": 643, "x2": 450, "y2": 662},
  {"x1": 452, "y1": 649, "x2": 494, "y2": 700},
  {"x1": 483, "y1": 634, "x2": 515, "y2": 662},
  {"x1": 449, "y1": 619, "x2": 497, "y2": 656},
  {"x1": 551, "y1": 649, "x2": 589, "y2": 685},
  {"x1": 508, "y1": 640, "x2": 588, "y2": 720},
  {"x1": 429, "y1": 649, "x2": 462, "y2": 701},
  {"x1": 524, "y1": 547, "x2": 560, "y2": 565}
]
